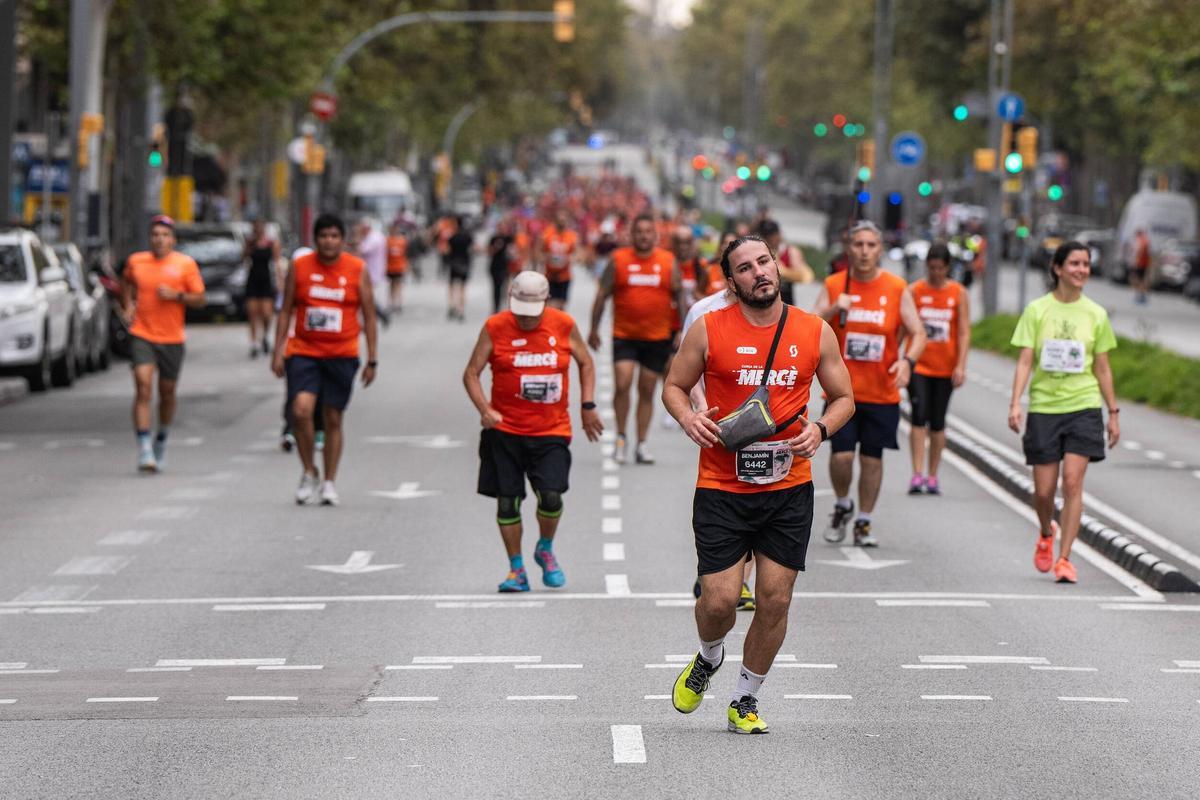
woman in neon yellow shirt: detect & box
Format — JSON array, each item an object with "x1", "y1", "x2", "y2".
[{"x1": 1007, "y1": 242, "x2": 1120, "y2": 584}]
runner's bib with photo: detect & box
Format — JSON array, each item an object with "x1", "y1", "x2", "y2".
[
  {"x1": 304, "y1": 306, "x2": 343, "y2": 333},
  {"x1": 844, "y1": 332, "x2": 885, "y2": 362},
  {"x1": 923, "y1": 319, "x2": 950, "y2": 343},
  {"x1": 1040, "y1": 338, "x2": 1086, "y2": 374},
  {"x1": 735, "y1": 440, "x2": 794, "y2": 485},
  {"x1": 519, "y1": 373, "x2": 563, "y2": 404}
]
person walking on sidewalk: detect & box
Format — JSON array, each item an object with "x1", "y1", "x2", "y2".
[
  {"x1": 1131, "y1": 228, "x2": 1151, "y2": 305},
  {"x1": 243, "y1": 218, "x2": 280, "y2": 358},
  {"x1": 463, "y1": 271, "x2": 604, "y2": 592},
  {"x1": 663, "y1": 234, "x2": 853, "y2": 734},
  {"x1": 907, "y1": 242, "x2": 970, "y2": 495},
  {"x1": 1007, "y1": 241, "x2": 1120, "y2": 584},
  {"x1": 813, "y1": 220, "x2": 926, "y2": 547}
]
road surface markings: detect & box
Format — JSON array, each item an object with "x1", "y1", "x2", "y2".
[
  {"x1": 1168, "y1": 460, "x2": 1186, "y2": 469},
  {"x1": 876, "y1": 599, "x2": 989, "y2": 607},
  {"x1": 600, "y1": 409, "x2": 616, "y2": 422},
  {"x1": 664, "y1": 654, "x2": 796, "y2": 663},
  {"x1": 44, "y1": 439, "x2": 105, "y2": 450},
  {"x1": 156, "y1": 658, "x2": 286, "y2": 667},
  {"x1": 1058, "y1": 696, "x2": 1128, "y2": 703},
  {"x1": 1030, "y1": 666, "x2": 1098, "y2": 672},
  {"x1": 655, "y1": 600, "x2": 695, "y2": 607},
  {"x1": 212, "y1": 604, "x2": 327, "y2": 611},
  {"x1": 1193, "y1": 470, "x2": 1200, "y2": 480},
  {"x1": 412, "y1": 656, "x2": 541, "y2": 664},
  {"x1": 256, "y1": 665, "x2": 324, "y2": 671},
  {"x1": 922, "y1": 695, "x2": 992, "y2": 701},
  {"x1": 606, "y1": 574, "x2": 631, "y2": 596},
  {"x1": 611, "y1": 725, "x2": 646, "y2": 764},
  {"x1": 506, "y1": 695, "x2": 577, "y2": 701},
  {"x1": 920, "y1": 656, "x2": 1049, "y2": 665},
  {"x1": 99, "y1": 530, "x2": 167, "y2": 546},
  {"x1": 1144, "y1": 450, "x2": 1165, "y2": 461},
  {"x1": 902, "y1": 664, "x2": 967, "y2": 670},
  {"x1": 369, "y1": 482, "x2": 440, "y2": 500},
  {"x1": 13, "y1": 584, "x2": 96, "y2": 602},
  {"x1": 229, "y1": 455, "x2": 262, "y2": 464},
  {"x1": 87, "y1": 697, "x2": 158, "y2": 703},
  {"x1": 368, "y1": 696, "x2": 437, "y2": 702},
  {"x1": 602, "y1": 495, "x2": 622, "y2": 511},
  {"x1": 602, "y1": 475, "x2": 620, "y2": 490},
  {"x1": 514, "y1": 664, "x2": 583, "y2": 670},
  {"x1": 30, "y1": 607, "x2": 99, "y2": 614},
  {"x1": 1101, "y1": 604, "x2": 1200, "y2": 613},
  {"x1": 177, "y1": 437, "x2": 204, "y2": 446},
  {"x1": 784, "y1": 694, "x2": 853, "y2": 700},
  {"x1": 604, "y1": 543, "x2": 626, "y2": 562},
  {"x1": 1160, "y1": 669, "x2": 1200, "y2": 674},
  {"x1": 136, "y1": 506, "x2": 197, "y2": 521},
  {"x1": 774, "y1": 663, "x2": 839, "y2": 670},
  {"x1": 817, "y1": 547, "x2": 908, "y2": 570},
  {"x1": 307, "y1": 551, "x2": 402, "y2": 574},
  {"x1": 0, "y1": 669, "x2": 59, "y2": 675},
  {"x1": 0, "y1": 700, "x2": 16, "y2": 704},
  {"x1": 167, "y1": 487, "x2": 220, "y2": 501},
  {"x1": 1122, "y1": 441, "x2": 1143, "y2": 451},
  {"x1": 435, "y1": 601, "x2": 545, "y2": 609},
  {"x1": 602, "y1": 458, "x2": 619, "y2": 472},
  {"x1": 385, "y1": 665, "x2": 454, "y2": 671},
  {"x1": 226, "y1": 696, "x2": 297, "y2": 702},
  {"x1": 1175, "y1": 661, "x2": 1200, "y2": 668},
  {"x1": 53, "y1": 556, "x2": 132, "y2": 576},
  {"x1": 127, "y1": 667, "x2": 191, "y2": 673},
  {"x1": 0, "y1": 663, "x2": 26, "y2": 669},
  {"x1": 602, "y1": 517, "x2": 623, "y2": 534}
]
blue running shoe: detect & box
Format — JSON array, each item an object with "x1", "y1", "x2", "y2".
[
  {"x1": 534, "y1": 547, "x2": 566, "y2": 588},
  {"x1": 498, "y1": 568, "x2": 530, "y2": 593}
]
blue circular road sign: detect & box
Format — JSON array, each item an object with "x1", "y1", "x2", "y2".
[
  {"x1": 997, "y1": 92, "x2": 1025, "y2": 122},
  {"x1": 890, "y1": 131, "x2": 925, "y2": 168}
]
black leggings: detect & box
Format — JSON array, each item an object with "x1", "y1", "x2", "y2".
[
  {"x1": 908, "y1": 374, "x2": 954, "y2": 432},
  {"x1": 490, "y1": 267, "x2": 508, "y2": 314}
]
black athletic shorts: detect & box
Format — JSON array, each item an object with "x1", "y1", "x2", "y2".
[
  {"x1": 1023, "y1": 408, "x2": 1106, "y2": 465},
  {"x1": 612, "y1": 337, "x2": 672, "y2": 374},
  {"x1": 130, "y1": 336, "x2": 185, "y2": 381},
  {"x1": 828, "y1": 401, "x2": 900, "y2": 458},
  {"x1": 477, "y1": 428, "x2": 571, "y2": 499},
  {"x1": 548, "y1": 280, "x2": 570, "y2": 302},
  {"x1": 908, "y1": 374, "x2": 954, "y2": 432},
  {"x1": 285, "y1": 355, "x2": 360, "y2": 411},
  {"x1": 693, "y1": 482, "x2": 814, "y2": 575},
  {"x1": 448, "y1": 259, "x2": 471, "y2": 283}
]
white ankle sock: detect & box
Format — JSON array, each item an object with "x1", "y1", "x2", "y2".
[
  {"x1": 732, "y1": 665, "x2": 766, "y2": 700},
  {"x1": 857, "y1": 512, "x2": 872, "y2": 524},
  {"x1": 836, "y1": 496, "x2": 852, "y2": 510},
  {"x1": 699, "y1": 638, "x2": 724, "y2": 664}
]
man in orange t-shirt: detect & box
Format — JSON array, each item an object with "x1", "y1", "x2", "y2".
[
  {"x1": 587, "y1": 214, "x2": 684, "y2": 464},
  {"x1": 385, "y1": 223, "x2": 408, "y2": 313},
  {"x1": 463, "y1": 271, "x2": 603, "y2": 592},
  {"x1": 663, "y1": 234, "x2": 853, "y2": 733},
  {"x1": 120, "y1": 215, "x2": 206, "y2": 473},
  {"x1": 272, "y1": 214, "x2": 379, "y2": 507},
  {"x1": 813, "y1": 220, "x2": 926, "y2": 547},
  {"x1": 538, "y1": 209, "x2": 579, "y2": 310}
]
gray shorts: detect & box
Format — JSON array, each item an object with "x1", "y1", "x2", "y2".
[{"x1": 130, "y1": 336, "x2": 185, "y2": 381}]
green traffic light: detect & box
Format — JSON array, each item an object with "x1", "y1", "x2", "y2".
[
  {"x1": 1047, "y1": 184, "x2": 1064, "y2": 201},
  {"x1": 148, "y1": 150, "x2": 163, "y2": 168},
  {"x1": 1004, "y1": 152, "x2": 1023, "y2": 174},
  {"x1": 736, "y1": 166, "x2": 751, "y2": 180},
  {"x1": 857, "y1": 166, "x2": 871, "y2": 182},
  {"x1": 953, "y1": 104, "x2": 969, "y2": 122},
  {"x1": 1016, "y1": 225, "x2": 1030, "y2": 239},
  {"x1": 701, "y1": 166, "x2": 716, "y2": 180},
  {"x1": 813, "y1": 123, "x2": 828, "y2": 138},
  {"x1": 917, "y1": 181, "x2": 933, "y2": 197},
  {"x1": 756, "y1": 165, "x2": 772, "y2": 181}
]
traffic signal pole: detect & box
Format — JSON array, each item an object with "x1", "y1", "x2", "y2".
[
  {"x1": 0, "y1": 1, "x2": 16, "y2": 225},
  {"x1": 982, "y1": 0, "x2": 1013, "y2": 315},
  {"x1": 869, "y1": 0, "x2": 894, "y2": 228}
]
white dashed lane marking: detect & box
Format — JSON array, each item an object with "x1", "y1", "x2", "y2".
[
  {"x1": 435, "y1": 601, "x2": 545, "y2": 608},
  {"x1": 602, "y1": 517, "x2": 623, "y2": 534},
  {"x1": 602, "y1": 495, "x2": 622, "y2": 511},
  {"x1": 53, "y1": 557, "x2": 132, "y2": 576},
  {"x1": 922, "y1": 695, "x2": 992, "y2": 701},
  {"x1": 603, "y1": 543, "x2": 626, "y2": 562},
  {"x1": 919, "y1": 655, "x2": 1049, "y2": 665},
  {"x1": 256, "y1": 665, "x2": 323, "y2": 671},
  {"x1": 212, "y1": 604, "x2": 326, "y2": 611},
  {"x1": 98, "y1": 530, "x2": 167, "y2": 546},
  {"x1": 127, "y1": 667, "x2": 191, "y2": 673},
  {"x1": 1058, "y1": 696, "x2": 1128, "y2": 703},
  {"x1": 605, "y1": 574, "x2": 631, "y2": 596},
  {"x1": 0, "y1": 669, "x2": 59, "y2": 675},
  {"x1": 368, "y1": 696, "x2": 438, "y2": 702},
  {"x1": 0, "y1": 663, "x2": 26, "y2": 669},
  {"x1": 87, "y1": 697, "x2": 158, "y2": 703},
  {"x1": 602, "y1": 475, "x2": 620, "y2": 490},
  {"x1": 156, "y1": 658, "x2": 286, "y2": 667},
  {"x1": 611, "y1": 725, "x2": 647, "y2": 764}
]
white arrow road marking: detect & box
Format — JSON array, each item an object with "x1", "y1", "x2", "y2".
[
  {"x1": 370, "y1": 482, "x2": 440, "y2": 500},
  {"x1": 817, "y1": 547, "x2": 909, "y2": 570},
  {"x1": 306, "y1": 551, "x2": 402, "y2": 575},
  {"x1": 365, "y1": 434, "x2": 464, "y2": 449}
]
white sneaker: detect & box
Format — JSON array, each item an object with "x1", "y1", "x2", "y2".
[
  {"x1": 295, "y1": 471, "x2": 320, "y2": 505},
  {"x1": 137, "y1": 448, "x2": 158, "y2": 474},
  {"x1": 635, "y1": 442, "x2": 655, "y2": 465},
  {"x1": 320, "y1": 480, "x2": 340, "y2": 507},
  {"x1": 612, "y1": 434, "x2": 628, "y2": 465}
]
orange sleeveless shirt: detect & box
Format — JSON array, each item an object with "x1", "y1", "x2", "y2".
[
  {"x1": 611, "y1": 246, "x2": 676, "y2": 341},
  {"x1": 286, "y1": 252, "x2": 364, "y2": 359},
  {"x1": 909, "y1": 278, "x2": 964, "y2": 378},
  {"x1": 697, "y1": 304, "x2": 823, "y2": 493},
  {"x1": 541, "y1": 227, "x2": 578, "y2": 283},
  {"x1": 825, "y1": 270, "x2": 907, "y2": 405},
  {"x1": 486, "y1": 308, "x2": 575, "y2": 439},
  {"x1": 386, "y1": 236, "x2": 408, "y2": 275}
]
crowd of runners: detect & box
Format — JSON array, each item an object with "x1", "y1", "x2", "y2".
[{"x1": 117, "y1": 169, "x2": 1121, "y2": 735}]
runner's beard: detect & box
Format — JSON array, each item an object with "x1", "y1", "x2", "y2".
[{"x1": 736, "y1": 279, "x2": 779, "y2": 308}]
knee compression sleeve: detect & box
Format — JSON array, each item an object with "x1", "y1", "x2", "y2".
[
  {"x1": 497, "y1": 496, "x2": 522, "y2": 526},
  {"x1": 535, "y1": 490, "x2": 563, "y2": 519}
]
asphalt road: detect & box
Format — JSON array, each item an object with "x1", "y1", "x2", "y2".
[{"x1": 1, "y1": 265, "x2": 1198, "y2": 799}]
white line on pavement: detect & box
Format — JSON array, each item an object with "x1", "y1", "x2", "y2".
[
  {"x1": 0, "y1": 669, "x2": 59, "y2": 675},
  {"x1": 1058, "y1": 696, "x2": 1128, "y2": 703},
  {"x1": 435, "y1": 601, "x2": 545, "y2": 608},
  {"x1": 212, "y1": 604, "x2": 326, "y2": 611},
  {"x1": 157, "y1": 658, "x2": 286, "y2": 667},
  {"x1": 876, "y1": 599, "x2": 990, "y2": 607},
  {"x1": 655, "y1": 599, "x2": 694, "y2": 607},
  {"x1": 385, "y1": 665, "x2": 454, "y2": 671},
  {"x1": 784, "y1": 694, "x2": 853, "y2": 700},
  {"x1": 602, "y1": 458, "x2": 619, "y2": 472},
  {"x1": 30, "y1": 607, "x2": 100, "y2": 614},
  {"x1": 256, "y1": 665, "x2": 324, "y2": 671},
  {"x1": 1160, "y1": 668, "x2": 1200, "y2": 674},
  {"x1": 1030, "y1": 666, "x2": 1098, "y2": 672},
  {"x1": 514, "y1": 664, "x2": 582, "y2": 670},
  {"x1": 87, "y1": 697, "x2": 158, "y2": 703},
  {"x1": 665, "y1": 654, "x2": 797, "y2": 663},
  {"x1": 602, "y1": 495, "x2": 622, "y2": 510},
  {"x1": 412, "y1": 656, "x2": 540, "y2": 664},
  {"x1": 127, "y1": 667, "x2": 191, "y2": 673},
  {"x1": 99, "y1": 530, "x2": 167, "y2": 546},
  {"x1": 602, "y1": 517, "x2": 623, "y2": 534},
  {"x1": 44, "y1": 439, "x2": 105, "y2": 450},
  {"x1": 922, "y1": 695, "x2": 992, "y2": 701},
  {"x1": 902, "y1": 665, "x2": 967, "y2": 670},
  {"x1": 1122, "y1": 441, "x2": 1143, "y2": 451},
  {"x1": 920, "y1": 656, "x2": 1048, "y2": 665},
  {"x1": 367, "y1": 696, "x2": 437, "y2": 702},
  {"x1": 0, "y1": 663, "x2": 26, "y2": 669},
  {"x1": 605, "y1": 574, "x2": 631, "y2": 596},
  {"x1": 0, "y1": 699, "x2": 15, "y2": 704},
  {"x1": 226, "y1": 696, "x2": 297, "y2": 701},
  {"x1": 1100, "y1": 604, "x2": 1200, "y2": 612},
  {"x1": 136, "y1": 506, "x2": 197, "y2": 521},
  {"x1": 12, "y1": 585, "x2": 96, "y2": 603},
  {"x1": 604, "y1": 543, "x2": 626, "y2": 562},
  {"x1": 1176, "y1": 661, "x2": 1200, "y2": 668},
  {"x1": 505, "y1": 695, "x2": 577, "y2": 701},
  {"x1": 611, "y1": 725, "x2": 647, "y2": 764},
  {"x1": 1145, "y1": 450, "x2": 1165, "y2": 461},
  {"x1": 602, "y1": 475, "x2": 620, "y2": 490}
]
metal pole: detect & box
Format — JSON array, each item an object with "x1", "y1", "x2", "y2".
[
  {"x1": 442, "y1": 99, "x2": 486, "y2": 162},
  {"x1": 0, "y1": 0, "x2": 16, "y2": 224},
  {"x1": 42, "y1": 113, "x2": 55, "y2": 239},
  {"x1": 870, "y1": 0, "x2": 895, "y2": 226},
  {"x1": 1018, "y1": 180, "x2": 1031, "y2": 308},
  {"x1": 981, "y1": 0, "x2": 1004, "y2": 315}
]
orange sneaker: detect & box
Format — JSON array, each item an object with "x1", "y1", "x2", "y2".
[
  {"x1": 1053, "y1": 557, "x2": 1077, "y2": 584},
  {"x1": 1034, "y1": 521, "x2": 1059, "y2": 573}
]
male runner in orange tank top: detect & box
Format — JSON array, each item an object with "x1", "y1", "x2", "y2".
[
  {"x1": 813, "y1": 220, "x2": 926, "y2": 547},
  {"x1": 663, "y1": 235, "x2": 854, "y2": 735}
]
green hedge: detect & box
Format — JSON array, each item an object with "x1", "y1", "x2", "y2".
[{"x1": 972, "y1": 314, "x2": 1200, "y2": 419}]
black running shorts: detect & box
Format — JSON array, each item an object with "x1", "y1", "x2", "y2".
[
  {"x1": 827, "y1": 401, "x2": 900, "y2": 458},
  {"x1": 908, "y1": 374, "x2": 954, "y2": 432},
  {"x1": 548, "y1": 279, "x2": 570, "y2": 302},
  {"x1": 612, "y1": 337, "x2": 672, "y2": 374},
  {"x1": 285, "y1": 355, "x2": 360, "y2": 411},
  {"x1": 693, "y1": 482, "x2": 814, "y2": 575},
  {"x1": 130, "y1": 336, "x2": 185, "y2": 381},
  {"x1": 477, "y1": 428, "x2": 571, "y2": 499},
  {"x1": 1022, "y1": 408, "x2": 1106, "y2": 465}
]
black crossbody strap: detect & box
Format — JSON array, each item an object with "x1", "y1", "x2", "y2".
[{"x1": 759, "y1": 305, "x2": 790, "y2": 387}]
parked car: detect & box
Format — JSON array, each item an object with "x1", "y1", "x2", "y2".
[
  {"x1": 1156, "y1": 239, "x2": 1200, "y2": 290},
  {"x1": 0, "y1": 229, "x2": 77, "y2": 391},
  {"x1": 172, "y1": 224, "x2": 247, "y2": 317},
  {"x1": 1029, "y1": 214, "x2": 1097, "y2": 274},
  {"x1": 52, "y1": 242, "x2": 111, "y2": 373},
  {"x1": 1074, "y1": 229, "x2": 1116, "y2": 276}
]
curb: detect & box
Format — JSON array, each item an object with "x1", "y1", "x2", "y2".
[
  {"x1": 933, "y1": 419, "x2": 1199, "y2": 593},
  {"x1": 0, "y1": 378, "x2": 27, "y2": 407}
]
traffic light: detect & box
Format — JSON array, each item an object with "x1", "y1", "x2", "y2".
[
  {"x1": 885, "y1": 192, "x2": 903, "y2": 231},
  {"x1": 813, "y1": 123, "x2": 828, "y2": 137},
  {"x1": 832, "y1": 114, "x2": 847, "y2": 129},
  {"x1": 756, "y1": 165, "x2": 772, "y2": 181},
  {"x1": 701, "y1": 166, "x2": 716, "y2": 180},
  {"x1": 691, "y1": 154, "x2": 708, "y2": 171},
  {"x1": 736, "y1": 165, "x2": 751, "y2": 181},
  {"x1": 147, "y1": 123, "x2": 166, "y2": 169},
  {"x1": 917, "y1": 181, "x2": 933, "y2": 197},
  {"x1": 857, "y1": 166, "x2": 872, "y2": 182},
  {"x1": 1047, "y1": 184, "x2": 1064, "y2": 202},
  {"x1": 553, "y1": 0, "x2": 574, "y2": 42},
  {"x1": 858, "y1": 140, "x2": 875, "y2": 176},
  {"x1": 953, "y1": 104, "x2": 969, "y2": 122},
  {"x1": 1017, "y1": 126, "x2": 1038, "y2": 169},
  {"x1": 1004, "y1": 152, "x2": 1023, "y2": 174}
]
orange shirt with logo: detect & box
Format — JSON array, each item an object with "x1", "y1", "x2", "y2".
[
  {"x1": 909, "y1": 279, "x2": 964, "y2": 378},
  {"x1": 486, "y1": 308, "x2": 575, "y2": 439},
  {"x1": 541, "y1": 227, "x2": 579, "y2": 283},
  {"x1": 611, "y1": 246, "x2": 676, "y2": 341},
  {"x1": 386, "y1": 235, "x2": 408, "y2": 275},
  {"x1": 286, "y1": 252, "x2": 364, "y2": 360},
  {"x1": 825, "y1": 270, "x2": 907, "y2": 404},
  {"x1": 704, "y1": 262, "x2": 727, "y2": 295},
  {"x1": 697, "y1": 304, "x2": 823, "y2": 493},
  {"x1": 124, "y1": 250, "x2": 205, "y2": 344}
]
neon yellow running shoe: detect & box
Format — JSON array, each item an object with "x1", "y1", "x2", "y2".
[
  {"x1": 671, "y1": 652, "x2": 722, "y2": 714},
  {"x1": 727, "y1": 695, "x2": 769, "y2": 734},
  {"x1": 737, "y1": 583, "x2": 755, "y2": 611}
]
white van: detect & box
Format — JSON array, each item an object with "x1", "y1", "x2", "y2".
[
  {"x1": 346, "y1": 170, "x2": 419, "y2": 223},
  {"x1": 1113, "y1": 190, "x2": 1198, "y2": 282}
]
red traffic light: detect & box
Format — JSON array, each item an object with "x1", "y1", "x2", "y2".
[
  {"x1": 833, "y1": 114, "x2": 847, "y2": 129},
  {"x1": 691, "y1": 155, "x2": 709, "y2": 171}
]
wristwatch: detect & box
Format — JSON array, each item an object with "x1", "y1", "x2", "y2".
[
  {"x1": 814, "y1": 421, "x2": 828, "y2": 441},
  {"x1": 367, "y1": 360, "x2": 378, "y2": 368},
  {"x1": 904, "y1": 356, "x2": 917, "y2": 370},
  {"x1": 581, "y1": 401, "x2": 597, "y2": 410}
]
